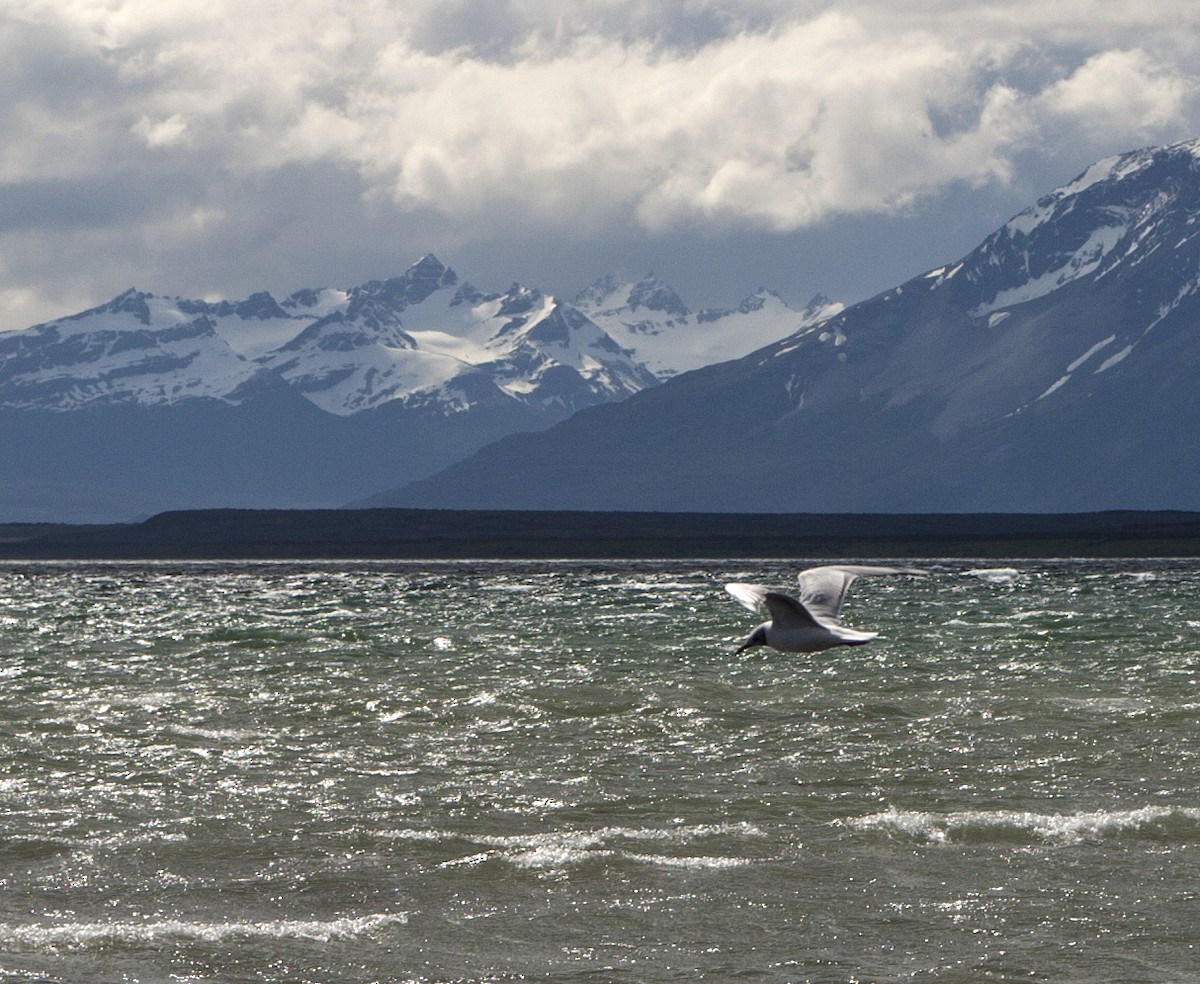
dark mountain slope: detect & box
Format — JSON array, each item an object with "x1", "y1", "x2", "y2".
[{"x1": 376, "y1": 141, "x2": 1200, "y2": 513}]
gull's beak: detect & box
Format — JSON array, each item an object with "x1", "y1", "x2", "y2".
[{"x1": 733, "y1": 626, "x2": 767, "y2": 655}]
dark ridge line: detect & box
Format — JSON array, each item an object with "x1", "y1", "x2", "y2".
[{"x1": 2, "y1": 508, "x2": 1200, "y2": 559}]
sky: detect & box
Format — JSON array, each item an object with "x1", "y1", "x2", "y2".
[{"x1": 2, "y1": 0, "x2": 1200, "y2": 330}]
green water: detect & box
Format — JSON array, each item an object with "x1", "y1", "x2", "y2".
[{"x1": 0, "y1": 559, "x2": 1198, "y2": 982}]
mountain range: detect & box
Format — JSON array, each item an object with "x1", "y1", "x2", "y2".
[
  {"x1": 374, "y1": 138, "x2": 1200, "y2": 514},
  {"x1": 0, "y1": 255, "x2": 830, "y2": 521},
  {"x1": 10, "y1": 137, "x2": 1200, "y2": 522}
]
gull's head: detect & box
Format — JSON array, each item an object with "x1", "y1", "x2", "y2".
[{"x1": 734, "y1": 625, "x2": 768, "y2": 655}]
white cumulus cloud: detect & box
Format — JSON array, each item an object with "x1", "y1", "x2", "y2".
[{"x1": 1040, "y1": 49, "x2": 1192, "y2": 134}]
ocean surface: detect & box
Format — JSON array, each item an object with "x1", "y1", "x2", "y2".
[{"x1": 1, "y1": 558, "x2": 1199, "y2": 983}]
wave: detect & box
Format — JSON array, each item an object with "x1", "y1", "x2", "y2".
[
  {"x1": 385, "y1": 822, "x2": 763, "y2": 870},
  {"x1": 622, "y1": 853, "x2": 749, "y2": 869},
  {"x1": 964, "y1": 568, "x2": 1023, "y2": 583},
  {"x1": 0, "y1": 912, "x2": 409, "y2": 951},
  {"x1": 846, "y1": 805, "x2": 1200, "y2": 845}
]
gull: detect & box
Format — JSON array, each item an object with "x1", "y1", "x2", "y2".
[{"x1": 725, "y1": 565, "x2": 927, "y2": 654}]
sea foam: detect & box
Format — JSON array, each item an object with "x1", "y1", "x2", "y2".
[
  {"x1": 401, "y1": 822, "x2": 765, "y2": 870},
  {"x1": 847, "y1": 805, "x2": 1200, "y2": 845},
  {"x1": 0, "y1": 913, "x2": 409, "y2": 950}
]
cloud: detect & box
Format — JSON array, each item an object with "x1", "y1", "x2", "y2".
[
  {"x1": 133, "y1": 113, "x2": 190, "y2": 147},
  {"x1": 16, "y1": 1, "x2": 1194, "y2": 229},
  {"x1": 280, "y1": 7, "x2": 1196, "y2": 231},
  {"x1": 2, "y1": 0, "x2": 1200, "y2": 328},
  {"x1": 1040, "y1": 49, "x2": 1193, "y2": 135}
]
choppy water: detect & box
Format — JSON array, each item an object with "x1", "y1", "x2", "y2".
[{"x1": 1, "y1": 558, "x2": 1199, "y2": 983}]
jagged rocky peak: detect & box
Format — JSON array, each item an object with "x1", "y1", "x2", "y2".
[
  {"x1": 449, "y1": 280, "x2": 487, "y2": 307},
  {"x1": 497, "y1": 284, "x2": 546, "y2": 318},
  {"x1": 573, "y1": 274, "x2": 622, "y2": 310},
  {"x1": 572, "y1": 273, "x2": 690, "y2": 319},
  {"x1": 348, "y1": 254, "x2": 459, "y2": 314},
  {"x1": 283, "y1": 287, "x2": 331, "y2": 310},
  {"x1": 234, "y1": 291, "x2": 291, "y2": 321},
  {"x1": 178, "y1": 291, "x2": 291, "y2": 322},
  {"x1": 522, "y1": 303, "x2": 596, "y2": 347},
  {"x1": 697, "y1": 289, "x2": 780, "y2": 323},
  {"x1": 626, "y1": 275, "x2": 689, "y2": 318},
  {"x1": 943, "y1": 138, "x2": 1200, "y2": 316},
  {"x1": 404, "y1": 253, "x2": 458, "y2": 295},
  {"x1": 80, "y1": 288, "x2": 154, "y2": 326}
]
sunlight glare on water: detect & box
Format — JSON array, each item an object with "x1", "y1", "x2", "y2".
[{"x1": 0, "y1": 559, "x2": 1199, "y2": 982}]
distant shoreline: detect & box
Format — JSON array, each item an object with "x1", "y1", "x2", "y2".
[{"x1": 2, "y1": 508, "x2": 1200, "y2": 560}]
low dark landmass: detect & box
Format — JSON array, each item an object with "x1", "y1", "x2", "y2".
[{"x1": 2, "y1": 508, "x2": 1200, "y2": 560}]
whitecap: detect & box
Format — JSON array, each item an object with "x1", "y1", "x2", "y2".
[
  {"x1": 377, "y1": 829, "x2": 447, "y2": 843},
  {"x1": 623, "y1": 853, "x2": 750, "y2": 869},
  {"x1": 439, "y1": 851, "x2": 498, "y2": 869},
  {"x1": 411, "y1": 822, "x2": 764, "y2": 870},
  {"x1": 0, "y1": 912, "x2": 409, "y2": 950},
  {"x1": 170, "y1": 725, "x2": 262, "y2": 743},
  {"x1": 846, "y1": 805, "x2": 1200, "y2": 845},
  {"x1": 964, "y1": 568, "x2": 1022, "y2": 584}
]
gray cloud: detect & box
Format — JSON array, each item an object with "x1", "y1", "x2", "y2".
[{"x1": 2, "y1": 0, "x2": 1199, "y2": 329}]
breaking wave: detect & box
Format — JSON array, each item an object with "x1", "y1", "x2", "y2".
[
  {"x1": 387, "y1": 822, "x2": 764, "y2": 870},
  {"x1": 0, "y1": 913, "x2": 409, "y2": 951},
  {"x1": 846, "y1": 805, "x2": 1200, "y2": 845}
]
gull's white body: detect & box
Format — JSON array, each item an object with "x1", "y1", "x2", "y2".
[{"x1": 725, "y1": 565, "x2": 926, "y2": 654}]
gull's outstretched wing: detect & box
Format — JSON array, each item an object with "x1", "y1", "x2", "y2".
[
  {"x1": 725, "y1": 582, "x2": 770, "y2": 613},
  {"x1": 761, "y1": 591, "x2": 823, "y2": 630},
  {"x1": 797, "y1": 565, "x2": 927, "y2": 623},
  {"x1": 725, "y1": 583, "x2": 821, "y2": 630}
]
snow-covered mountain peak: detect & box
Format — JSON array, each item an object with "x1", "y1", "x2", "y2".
[
  {"x1": 0, "y1": 254, "x2": 836, "y2": 421},
  {"x1": 800, "y1": 293, "x2": 841, "y2": 320},
  {"x1": 1053, "y1": 139, "x2": 1200, "y2": 201},
  {"x1": 405, "y1": 253, "x2": 457, "y2": 294},
  {"x1": 572, "y1": 274, "x2": 622, "y2": 312},
  {"x1": 577, "y1": 274, "x2": 841, "y2": 378},
  {"x1": 95, "y1": 288, "x2": 154, "y2": 325},
  {"x1": 348, "y1": 254, "x2": 458, "y2": 317},
  {"x1": 573, "y1": 274, "x2": 689, "y2": 320},
  {"x1": 956, "y1": 140, "x2": 1200, "y2": 317},
  {"x1": 47, "y1": 290, "x2": 185, "y2": 337},
  {"x1": 626, "y1": 276, "x2": 689, "y2": 318},
  {"x1": 282, "y1": 287, "x2": 350, "y2": 316},
  {"x1": 495, "y1": 284, "x2": 549, "y2": 320},
  {"x1": 753, "y1": 137, "x2": 1200, "y2": 445},
  {"x1": 0, "y1": 306, "x2": 268, "y2": 411},
  {"x1": 477, "y1": 297, "x2": 658, "y2": 410},
  {"x1": 251, "y1": 268, "x2": 660, "y2": 416}
]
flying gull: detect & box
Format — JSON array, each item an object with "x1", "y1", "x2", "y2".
[{"x1": 725, "y1": 565, "x2": 927, "y2": 654}]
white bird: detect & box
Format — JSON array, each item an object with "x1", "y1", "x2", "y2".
[{"x1": 725, "y1": 565, "x2": 927, "y2": 654}]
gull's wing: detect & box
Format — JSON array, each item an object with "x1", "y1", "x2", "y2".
[
  {"x1": 725, "y1": 582, "x2": 771, "y2": 612},
  {"x1": 761, "y1": 591, "x2": 823, "y2": 630},
  {"x1": 725, "y1": 583, "x2": 821, "y2": 630},
  {"x1": 797, "y1": 565, "x2": 927, "y2": 622}
]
